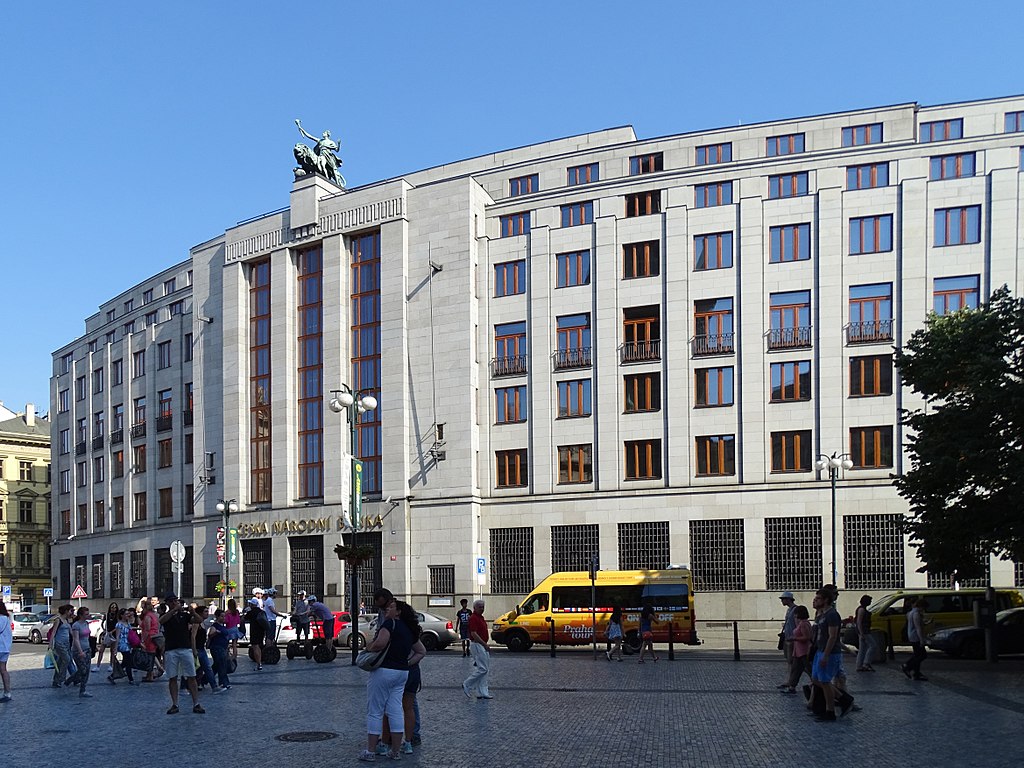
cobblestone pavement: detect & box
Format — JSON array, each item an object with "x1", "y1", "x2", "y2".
[{"x1": 1, "y1": 645, "x2": 1021, "y2": 767}]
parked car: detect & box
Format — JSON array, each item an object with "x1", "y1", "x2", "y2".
[
  {"x1": 278, "y1": 610, "x2": 350, "y2": 645},
  {"x1": 927, "y1": 607, "x2": 1024, "y2": 658},
  {"x1": 11, "y1": 612, "x2": 47, "y2": 643},
  {"x1": 337, "y1": 614, "x2": 378, "y2": 649},
  {"x1": 367, "y1": 610, "x2": 460, "y2": 651}
]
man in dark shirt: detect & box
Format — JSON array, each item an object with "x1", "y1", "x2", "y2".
[
  {"x1": 455, "y1": 599, "x2": 472, "y2": 657},
  {"x1": 306, "y1": 596, "x2": 335, "y2": 644},
  {"x1": 462, "y1": 599, "x2": 492, "y2": 700},
  {"x1": 159, "y1": 593, "x2": 204, "y2": 714}
]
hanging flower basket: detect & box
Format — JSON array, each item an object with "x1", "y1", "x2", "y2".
[
  {"x1": 215, "y1": 579, "x2": 238, "y2": 594},
  {"x1": 334, "y1": 543, "x2": 376, "y2": 566}
]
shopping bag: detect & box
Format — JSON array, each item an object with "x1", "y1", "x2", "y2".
[
  {"x1": 110, "y1": 658, "x2": 127, "y2": 680},
  {"x1": 43, "y1": 649, "x2": 56, "y2": 669}
]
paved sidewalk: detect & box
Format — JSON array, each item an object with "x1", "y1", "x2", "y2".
[{"x1": 1, "y1": 646, "x2": 1021, "y2": 767}]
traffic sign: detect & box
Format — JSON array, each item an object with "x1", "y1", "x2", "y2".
[
  {"x1": 170, "y1": 540, "x2": 186, "y2": 564},
  {"x1": 43, "y1": 587, "x2": 54, "y2": 598},
  {"x1": 476, "y1": 557, "x2": 486, "y2": 575},
  {"x1": 71, "y1": 584, "x2": 88, "y2": 599},
  {"x1": 170, "y1": 561, "x2": 183, "y2": 574},
  {"x1": 1, "y1": 585, "x2": 10, "y2": 598}
]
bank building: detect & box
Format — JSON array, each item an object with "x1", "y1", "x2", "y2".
[{"x1": 50, "y1": 95, "x2": 1024, "y2": 621}]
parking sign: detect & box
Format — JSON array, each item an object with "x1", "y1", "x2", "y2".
[
  {"x1": 476, "y1": 557, "x2": 486, "y2": 575},
  {"x1": 1, "y1": 585, "x2": 10, "y2": 598}
]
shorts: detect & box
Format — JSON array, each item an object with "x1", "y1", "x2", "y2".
[
  {"x1": 0, "y1": 652, "x2": 9, "y2": 663},
  {"x1": 153, "y1": 635, "x2": 166, "y2": 652},
  {"x1": 459, "y1": 627, "x2": 470, "y2": 640},
  {"x1": 405, "y1": 664, "x2": 422, "y2": 694},
  {"x1": 163, "y1": 647, "x2": 197, "y2": 679},
  {"x1": 810, "y1": 651, "x2": 844, "y2": 684},
  {"x1": 249, "y1": 625, "x2": 266, "y2": 647}
]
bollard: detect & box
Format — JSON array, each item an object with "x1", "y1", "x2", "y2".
[
  {"x1": 733, "y1": 620, "x2": 740, "y2": 661},
  {"x1": 547, "y1": 618, "x2": 556, "y2": 658},
  {"x1": 668, "y1": 622, "x2": 675, "y2": 661}
]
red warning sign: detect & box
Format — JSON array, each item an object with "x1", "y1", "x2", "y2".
[{"x1": 71, "y1": 584, "x2": 88, "y2": 599}]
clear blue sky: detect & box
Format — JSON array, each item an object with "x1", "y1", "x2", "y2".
[{"x1": 1, "y1": 2, "x2": 1021, "y2": 414}]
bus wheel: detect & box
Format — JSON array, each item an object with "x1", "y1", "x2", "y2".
[
  {"x1": 623, "y1": 631, "x2": 642, "y2": 654},
  {"x1": 505, "y1": 630, "x2": 531, "y2": 653}
]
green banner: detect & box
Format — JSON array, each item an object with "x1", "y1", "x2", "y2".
[
  {"x1": 351, "y1": 459, "x2": 363, "y2": 527},
  {"x1": 228, "y1": 527, "x2": 239, "y2": 564}
]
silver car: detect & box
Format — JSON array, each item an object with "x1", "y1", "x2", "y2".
[
  {"x1": 337, "y1": 614, "x2": 378, "y2": 649},
  {"x1": 11, "y1": 612, "x2": 48, "y2": 643},
  {"x1": 367, "y1": 610, "x2": 460, "y2": 651}
]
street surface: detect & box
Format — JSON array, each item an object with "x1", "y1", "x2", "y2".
[{"x1": 1, "y1": 642, "x2": 1021, "y2": 767}]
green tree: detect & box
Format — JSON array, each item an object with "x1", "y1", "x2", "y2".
[{"x1": 893, "y1": 286, "x2": 1024, "y2": 578}]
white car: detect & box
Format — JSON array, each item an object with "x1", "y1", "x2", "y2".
[{"x1": 11, "y1": 612, "x2": 49, "y2": 643}]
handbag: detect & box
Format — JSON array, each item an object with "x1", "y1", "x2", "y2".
[
  {"x1": 227, "y1": 656, "x2": 238, "y2": 674},
  {"x1": 110, "y1": 658, "x2": 127, "y2": 680},
  {"x1": 130, "y1": 647, "x2": 154, "y2": 671},
  {"x1": 356, "y1": 644, "x2": 389, "y2": 671},
  {"x1": 778, "y1": 632, "x2": 786, "y2": 651}
]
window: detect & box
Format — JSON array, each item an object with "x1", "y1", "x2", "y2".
[
  {"x1": 695, "y1": 435, "x2": 735, "y2": 476},
  {"x1": 133, "y1": 491, "x2": 147, "y2": 522},
  {"x1": 123, "y1": 320, "x2": 135, "y2": 335},
  {"x1": 19, "y1": 460, "x2": 33, "y2": 481},
  {"x1": 18, "y1": 499, "x2": 32, "y2": 522},
  {"x1": 557, "y1": 444, "x2": 593, "y2": 484},
  {"x1": 624, "y1": 191, "x2": 660, "y2": 217},
  {"x1": 767, "y1": 133, "x2": 804, "y2": 156},
  {"x1": 765, "y1": 517, "x2": 823, "y2": 591},
  {"x1": 142, "y1": 288, "x2": 153, "y2": 304},
  {"x1": 158, "y1": 438, "x2": 173, "y2": 468},
  {"x1": 185, "y1": 433, "x2": 193, "y2": 464},
  {"x1": 159, "y1": 487, "x2": 173, "y2": 518},
  {"x1": 768, "y1": 172, "x2": 809, "y2": 199},
  {"x1": 624, "y1": 439, "x2": 661, "y2": 480},
  {"x1": 163, "y1": 278, "x2": 176, "y2": 295},
  {"x1": 347, "y1": 246, "x2": 379, "y2": 498},
  {"x1": 133, "y1": 444, "x2": 146, "y2": 473},
  {"x1": 849, "y1": 215, "x2": 892, "y2": 254},
  {"x1": 850, "y1": 426, "x2": 893, "y2": 468},
  {"x1": 494, "y1": 260, "x2": 525, "y2": 297},
  {"x1": 769, "y1": 223, "x2": 810, "y2": 263},
  {"x1": 59, "y1": 469, "x2": 70, "y2": 494},
  {"x1": 560, "y1": 201, "x2": 593, "y2": 227},
  {"x1": 58, "y1": 389, "x2": 69, "y2": 413},
  {"x1": 88, "y1": 339, "x2": 98, "y2": 353},
  {"x1": 492, "y1": 321, "x2": 527, "y2": 377},
  {"x1": 75, "y1": 376, "x2": 86, "y2": 401},
  {"x1": 184, "y1": 333, "x2": 193, "y2": 362},
  {"x1": 556, "y1": 250, "x2": 591, "y2": 288},
  {"x1": 621, "y1": 306, "x2": 660, "y2": 363},
  {"x1": 495, "y1": 386, "x2": 527, "y2": 424},
  {"x1": 489, "y1": 527, "x2": 534, "y2": 594},
  {"x1": 250, "y1": 259, "x2": 272, "y2": 504},
  {"x1": 59, "y1": 352, "x2": 73, "y2": 374},
  {"x1": 106, "y1": 330, "x2": 116, "y2": 344},
  {"x1": 186, "y1": 484, "x2": 194, "y2": 515},
  {"x1": 499, "y1": 212, "x2": 530, "y2": 237},
  {"x1": 157, "y1": 341, "x2": 171, "y2": 369},
  {"x1": 689, "y1": 519, "x2": 745, "y2": 591},
  {"x1": 495, "y1": 449, "x2": 528, "y2": 488},
  {"x1": 624, "y1": 372, "x2": 660, "y2": 413},
  {"x1": 848, "y1": 283, "x2": 893, "y2": 343},
  {"x1": 920, "y1": 118, "x2": 962, "y2": 142},
  {"x1": 297, "y1": 247, "x2": 323, "y2": 500},
  {"x1": 770, "y1": 361, "x2": 811, "y2": 402},
  {"x1": 842, "y1": 123, "x2": 883, "y2": 146},
  {"x1": 169, "y1": 300, "x2": 184, "y2": 316},
  {"x1": 111, "y1": 359, "x2": 123, "y2": 386},
  {"x1": 76, "y1": 417, "x2": 87, "y2": 444},
  {"x1": 92, "y1": 367, "x2": 104, "y2": 394},
  {"x1": 768, "y1": 291, "x2": 811, "y2": 349},
  {"x1": 132, "y1": 350, "x2": 145, "y2": 378},
  {"x1": 112, "y1": 403, "x2": 124, "y2": 431},
  {"x1": 93, "y1": 455, "x2": 104, "y2": 482},
  {"x1": 694, "y1": 231, "x2": 733, "y2": 270},
  {"x1": 846, "y1": 162, "x2": 889, "y2": 190},
  {"x1": 144, "y1": 311, "x2": 157, "y2": 327},
  {"x1": 556, "y1": 314, "x2": 591, "y2": 369},
  {"x1": 694, "y1": 181, "x2": 732, "y2": 208},
  {"x1": 76, "y1": 462, "x2": 86, "y2": 487},
  {"x1": 158, "y1": 389, "x2": 172, "y2": 418},
  {"x1": 557, "y1": 379, "x2": 591, "y2": 418},
  {"x1": 94, "y1": 501, "x2": 105, "y2": 528},
  {"x1": 59, "y1": 429, "x2": 70, "y2": 454},
  {"x1": 567, "y1": 163, "x2": 598, "y2": 186},
  {"x1": 1006, "y1": 111, "x2": 1024, "y2": 133},
  {"x1": 630, "y1": 152, "x2": 663, "y2": 175},
  {"x1": 771, "y1": 430, "x2": 812, "y2": 472},
  {"x1": 930, "y1": 152, "x2": 975, "y2": 180},
  {"x1": 123, "y1": 299, "x2": 134, "y2": 313},
  {"x1": 113, "y1": 496, "x2": 124, "y2": 525},
  {"x1": 844, "y1": 514, "x2": 905, "y2": 589},
  {"x1": 696, "y1": 142, "x2": 731, "y2": 165},
  {"x1": 428, "y1": 564, "x2": 456, "y2": 595},
  {"x1": 692, "y1": 298, "x2": 734, "y2": 355},
  {"x1": 623, "y1": 241, "x2": 659, "y2": 279},
  {"x1": 695, "y1": 366, "x2": 734, "y2": 407},
  {"x1": 112, "y1": 449, "x2": 124, "y2": 478},
  {"x1": 509, "y1": 174, "x2": 538, "y2": 196},
  {"x1": 850, "y1": 354, "x2": 893, "y2": 397},
  {"x1": 934, "y1": 205, "x2": 981, "y2": 246},
  {"x1": 933, "y1": 275, "x2": 980, "y2": 315}
]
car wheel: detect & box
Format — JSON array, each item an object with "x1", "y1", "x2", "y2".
[
  {"x1": 349, "y1": 633, "x2": 366, "y2": 650},
  {"x1": 421, "y1": 633, "x2": 439, "y2": 652},
  {"x1": 505, "y1": 630, "x2": 531, "y2": 652},
  {"x1": 623, "y1": 630, "x2": 642, "y2": 654},
  {"x1": 30, "y1": 629, "x2": 43, "y2": 644}
]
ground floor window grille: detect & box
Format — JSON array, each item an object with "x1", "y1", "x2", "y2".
[
  {"x1": 60, "y1": 559, "x2": 70, "y2": 600},
  {"x1": 110, "y1": 553, "x2": 124, "y2": 599},
  {"x1": 618, "y1": 521, "x2": 670, "y2": 570},
  {"x1": 490, "y1": 527, "x2": 534, "y2": 594},
  {"x1": 429, "y1": 564, "x2": 455, "y2": 595},
  {"x1": 91, "y1": 554, "x2": 105, "y2": 599},
  {"x1": 689, "y1": 519, "x2": 745, "y2": 591},
  {"x1": 75, "y1": 556, "x2": 87, "y2": 592},
  {"x1": 343, "y1": 532, "x2": 382, "y2": 608},
  {"x1": 129, "y1": 550, "x2": 147, "y2": 598},
  {"x1": 843, "y1": 514, "x2": 904, "y2": 590},
  {"x1": 155, "y1": 548, "x2": 172, "y2": 597},
  {"x1": 927, "y1": 544, "x2": 990, "y2": 588},
  {"x1": 289, "y1": 536, "x2": 325, "y2": 599},
  {"x1": 242, "y1": 538, "x2": 272, "y2": 594},
  {"x1": 765, "y1": 516, "x2": 822, "y2": 591},
  {"x1": 551, "y1": 524, "x2": 599, "y2": 573}
]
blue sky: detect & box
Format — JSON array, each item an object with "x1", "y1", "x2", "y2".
[{"x1": 1, "y1": 2, "x2": 1021, "y2": 414}]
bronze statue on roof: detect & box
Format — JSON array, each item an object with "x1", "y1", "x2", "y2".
[{"x1": 293, "y1": 119, "x2": 346, "y2": 187}]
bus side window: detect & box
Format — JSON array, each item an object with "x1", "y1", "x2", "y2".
[{"x1": 521, "y1": 594, "x2": 548, "y2": 615}]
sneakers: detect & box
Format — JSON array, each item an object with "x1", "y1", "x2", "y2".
[
  {"x1": 358, "y1": 751, "x2": 376, "y2": 762},
  {"x1": 210, "y1": 686, "x2": 221, "y2": 694},
  {"x1": 193, "y1": 704, "x2": 206, "y2": 714},
  {"x1": 167, "y1": 705, "x2": 179, "y2": 715},
  {"x1": 256, "y1": 665, "x2": 263, "y2": 671},
  {"x1": 79, "y1": 692, "x2": 93, "y2": 698},
  {"x1": 401, "y1": 742, "x2": 413, "y2": 755},
  {"x1": 410, "y1": 736, "x2": 421, "y2": 746},
  {"x1": 605, "y1": 650, "x2": 611, "y2": 661},
  {"x1": 900, "y1": 664, "x2": 912, "y2": 679},
  {"x1": 386, "y1": 752, "x2": 402, "y2": 761},
  {"x1": 129, "y1": 680, "x2": 140, "y2": 686},
  {"x1": 462, "y1": 683, "x2": 473, "y2": 699},
  {"x1": 375, "y1": 743, "x2": 390, "y2": 756},
  {"x1": 91, "y1": 665, "x2": 100, "y2": 673},
  {"x1": 477, "y1": 693, "x2": 493, "y2": 699},
  {"x1": 0, "y1": 692, "x2": 11, "y2": 702}
]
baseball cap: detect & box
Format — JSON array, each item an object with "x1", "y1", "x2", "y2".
[{"x1": 779, "y1": 591, "x2": 795, "y2": 600}]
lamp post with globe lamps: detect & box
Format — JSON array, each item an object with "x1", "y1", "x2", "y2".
[
  {"x1": 329, "y1": 385, "x2": 378, "y2": 665},
  {"x1": 815, "y1": 452, "x2": 854, "y2": 586},
  {"x1": 215, "y1": 499, "x2": 239, "y2": 608}
]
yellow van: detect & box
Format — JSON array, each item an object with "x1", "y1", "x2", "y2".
[{"x1": 491, "y1": 569, "x2": 699, "y2": 652}]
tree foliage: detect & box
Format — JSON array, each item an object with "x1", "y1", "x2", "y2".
[{"x1": 893, "y1": 286, "x2": 1024, "y2": 578}]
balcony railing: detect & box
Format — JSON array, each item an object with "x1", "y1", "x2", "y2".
[
  {"x1": 130, "y1": 422, "x2": 147, "y2": 439},
  {"x1": 92, "y1": 435, "x2": 104, "y2": 450},
  {"x1": 110, "y1": 428, "x2": 124, "y2": 445},
  {"x1": 490, "y1": 355, "x2": 528, "y2": 378},
  {"x1": 75, "y1": 441, "x2": 86, "y2": 456},
  {"x1": 846, "y1": 319, "x2": 893, "y2": 344},
  {"x1": 767, "y1": 326, "x2": 812, "y2": 350},
  {"x1": 619, "y1": 339, "x2": 662, "y2": 363},
  {"x1": 183, "y1": 409, "x2": 194, "y2": 427},
  {"x1": 691, "y1": 333, "x2": 735, "y2": 356},
  {"x1": 156, "y1": 414, "x2": 173, "y2": 432},
  {"x1": 553, "y1": 347, "x2": 592, "y2": 370}
]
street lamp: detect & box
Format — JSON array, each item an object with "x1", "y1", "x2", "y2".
[
  {"x1": 329, "y1": 384, "x2": 378, "y2": 666},
  {"x1": 215, "y1": 498, "x2": 239, "y2": 608},
  {"x1": 815, "y1": 452, "x2": 854, "y2": 586}
]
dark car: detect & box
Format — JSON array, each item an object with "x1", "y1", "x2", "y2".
[{"x1": 926, "y1": 607, "x2": 1024, "y2": 658}]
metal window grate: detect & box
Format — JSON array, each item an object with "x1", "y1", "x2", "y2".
[
  {"x1": 1016, "y1": 561, "x2": 1024, "y2": 588},
  {"x1": 765, "y1": 517, "x2": 823, "y2": 591},
  {"x1": 110, "y1": 553, "x2": 124, "y2": 599},
  {"x1": 342, "y1": 532, "x2": 383, "y2": 607},
  {"x1": 74, "y1": 556, "x2": 87, "y2": 592},
  {"x1": 689, "y1": 519, "x2": 745, "y2": 591},
  {"x1": 289, "y1": 536, "x2": 325, "y2": 600},
  {"x1": 551, "y1": 524, "x2": 599, "y2": 573},
  {"x1": 843, "y1": 514, "x2": 905, "y2": 590},
  {"x1": 490, "y1": 527, "x2": 534, "y2": 594},
  {"x1": 91, "y1": 555, "x2": 104, "y2": 599},
  {"x1": 241, "y1": 539, "x2": 272, "y2": 594},
  {"x1": 618, "y1": 522, "x2": 670, "y2": 570},
  {"x1": 155, "y1": 549, "x2": 173, "y2": 597},
  {"x1": 429, "y1": 564, "x2": 455, "y2": 595},
  {"x1": 927, "y1": 544, "x2": 991, "y2": 588},
  {"x1": 129, "y1": 550, "x2": 147, "y2": 598}
]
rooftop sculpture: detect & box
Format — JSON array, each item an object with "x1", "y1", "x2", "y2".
[{"x1": 293, "y1": 119, "x2": 346, "y2": 188}]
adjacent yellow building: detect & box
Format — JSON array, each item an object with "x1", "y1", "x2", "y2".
[{"x1": 0, "y1": 402, "x2": 52, "y2": 607}]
